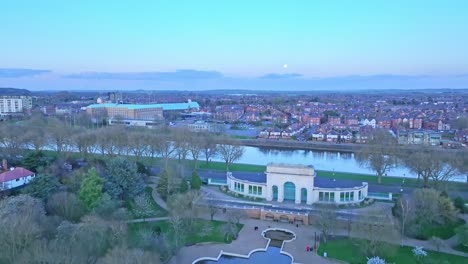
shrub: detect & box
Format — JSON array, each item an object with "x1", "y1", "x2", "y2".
[{"x1": 367, "y1": 256, "x2": 385, "y2": 264}]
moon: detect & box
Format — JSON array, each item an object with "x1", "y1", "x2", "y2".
[{"x1": 283, "y1": 64, "x2": 288, "y2": 69}]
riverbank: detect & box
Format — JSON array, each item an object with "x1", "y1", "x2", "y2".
[
  {"x1": 239, "y1": 139, "x2": 360, "y2": 152},
  {"x1": 237, "y1": 138, "x2": 466, "y2": 153}
]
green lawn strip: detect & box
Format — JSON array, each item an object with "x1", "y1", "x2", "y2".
[
  {"x1": 195, "y1": 161, "x2": 266, "y2": 172},
  {"x1": 318, "y1": 238, "x2": 467, "y2": 264},
  {"x1": 417, "y1": 218, "x2": 466, "y2": 240},
  {"x1": 124, "y1": 186, "x2": 168, "y2": 219},
  {"x1": 128, "y1": 219, "x2": 243, "y2": 247},
  {"x1": 453, "y1": 244, "x2": 468, "y2": 253}
]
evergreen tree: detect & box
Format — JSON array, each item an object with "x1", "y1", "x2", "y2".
[
  {"x1": 179, "y1": 178, "x2": 188, "y2": 193},
  {"x1": 105, "y1": 158, "x2": 144, "y2": 200},
  {"x1": 79, "y1": 168, "x2": 104, "y2": 211},
  {"x1": 156, "y1": 170, "x2": 170, "y2": 200},
  {"x1": 191, "y1": 171, "x2": 202, "y2": 190},
  {"x1": 22, "y1": 173, "x2": 60, "y2": 200}
]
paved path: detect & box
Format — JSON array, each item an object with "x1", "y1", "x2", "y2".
[
  {"x1": 126, "y1": 216, "x2": 169, "y2": 223},
  {"x1": 147, "y1": 177, "x2": 168, "y2": 211}
]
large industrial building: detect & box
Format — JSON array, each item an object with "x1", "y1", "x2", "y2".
[{"x1": 85, "y1": 101, "x2": 200, "y2": 123}]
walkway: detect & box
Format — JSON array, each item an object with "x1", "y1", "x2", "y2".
[
  {"x1": 126, "y1": 216, "x2": 169, "y2": 223},
  {"x1": 147, "y1": 176, "x2": 168, "y2": 211}
]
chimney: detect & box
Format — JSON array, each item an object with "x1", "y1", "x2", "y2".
[{"x1": 2, "y1": 159, "x2": 7, "y2": 171}]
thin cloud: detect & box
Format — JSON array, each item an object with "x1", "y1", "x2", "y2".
[
  {"x1": 0, "y1": 68, "x2": 51, "y2": 78},
  {"x1": 63, "y1": 69, "x2": 223, "y2": 80},
  {"x1": 259, "y1": 73, "x2": 303, "y2": 79}
]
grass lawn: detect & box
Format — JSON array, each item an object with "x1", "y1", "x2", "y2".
[
  {"x1": 318, "y1": 238, "x2": 467, "y2": 264},
  {"x1": 124, "y1": 186, "x2": 168, "y2": 219},
  {"x1": 453, "y1": 244, "x2": 468, "y2": 253},
  {"x1": 195, "y1": 160, "x2": 266, "y2": 173},
  {"x1": 417, "y1": 218, "x2": 466, "y2": 240},
  {"x1": 128, "y1": 219, "x2": 243, "y2": 246}
]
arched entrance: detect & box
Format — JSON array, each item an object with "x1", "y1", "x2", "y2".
[
  {"x1": 272, "y1": 185, "x2": 278, "y2": 201},
  {"x1": 284, "y1": 182, "x2": 296, "y2": 201},
  {"x1": 301, "y1": 188, "x2": 307, "y2": 203}
]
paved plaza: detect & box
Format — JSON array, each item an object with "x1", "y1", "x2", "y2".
[{"x1": 169, "y1": 217, "x2": 340, "y2": 264}]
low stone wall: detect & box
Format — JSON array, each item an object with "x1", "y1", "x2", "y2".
[{"x1": 260, "y1": 209, "x2": 309, "y2": 225}]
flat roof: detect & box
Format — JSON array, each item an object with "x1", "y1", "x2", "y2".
[
  {"x1": 267, "y1": 163, "x2": 315, "y2": 169},
  {"x1": 87, "y1": 102, "x2": 200, "y2": 111}
]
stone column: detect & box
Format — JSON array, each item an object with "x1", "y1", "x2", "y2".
[
  {"x1": 306, "y1": 187, "x2": 313, "y2": 205},
  {"x1": 278, "y1": 185, "x2": 284, "y2": 202},
  {"x1": 266, "y1": 184, "x2": 272, "y2": 201},
  {"x1": 295, "y1": 187, "x2": 301, "y2": 204}
]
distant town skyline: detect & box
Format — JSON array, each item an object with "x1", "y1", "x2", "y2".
[{"x1": 1, "y1": 0, "x2": 468, "y2": 90}]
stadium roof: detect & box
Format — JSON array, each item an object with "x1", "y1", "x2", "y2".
[{"x1": 86, "y1": 102, "x2": 200, "y2": 111}]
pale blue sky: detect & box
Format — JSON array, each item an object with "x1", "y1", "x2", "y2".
[{"x1": 1, "y1": 0, "x2": 468, "y2": 90}]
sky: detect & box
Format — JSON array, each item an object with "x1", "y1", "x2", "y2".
[{"x1": 1, "y1": 0, "x2": 468, "y2": 91}]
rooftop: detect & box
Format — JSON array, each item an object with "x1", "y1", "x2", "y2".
[
  {"x1": 0, "y1": 167, "x2": 34, "y2": 183},
  {"x1": 267, "y1": 163, "x2": 315, "y2": 169},
  {"x1": 86, "y1": 101, "x2": 200, "y2": 111}
]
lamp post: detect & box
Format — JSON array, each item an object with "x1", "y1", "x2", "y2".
[{"x1": 314, "y1": 231, "x2": 317, "y2": 251}]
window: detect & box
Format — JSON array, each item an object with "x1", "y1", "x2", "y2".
[
  {"x1": 350, "y1": 192, "x2": 354, "y2": 201},
  {"x1": 249, "y1": 185, "x2": 253, "y2": 194},
  {"x1": 358, "y1": 190, "x2": 362, "y2": 200},
  {"x1": 319, "y1": 192, "x2": 324, "y2": 201},
  {"x1": 240, "y1": 183, "x2": 244, "y2": 192},
  {"x1": 324, "y1": 192, "x2": 329, "y2": 201},
  {"x1": 340, "y1": 192, "x2": 345, "y2": 202},
  {"x1": 330, "y1": 192, "x2": 335, "y2": 201},
  {"x1": 258, "y1": 187, "x2": 262, "y2": 195}
]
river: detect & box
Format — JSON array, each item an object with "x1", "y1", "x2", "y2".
[{"x1": 210, "y1": 146, "x2": 466, "y2": 182}]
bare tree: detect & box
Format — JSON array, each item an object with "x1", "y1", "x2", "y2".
[
  {"x1": 46, "y1": 192, "x2": 85, "y2": 222},
  {"x1": 0, "y1": 123, "x2": 26, "y2": 157},
  {"x1": 23, "y1": 126, "x2": 47, "y2": 152},
  {"x1": 173, "y1": 127, "x2": 191, "y2": 162},
  {"x1": 188, "y1": 134, "x2": 204, "y2": 169},
  {"x1": 356, "y1": 129, "x2": 398, "y2": 183},
  {"x1": 97, "y1": 246, "x2": 161, "y2": 264},
  {"x1": 128, "y1": 130, "x2": 150, "y2": 161},
  {"x1": 208, "y1": 204, "x2": 219, "y2": 221},
  {"x1": 47, "y1": 118, "x2": 72, "y2": 154},
  {"x1": 396, "y1": 196, "x2": 413, "y2": 244},
  {"x1": 158, "y1": 137, "x2": 177, "y2": 170},
  {"x1": 0, "y1": 195, "x2": 47, "y2": 263},
  {"x1": 201, "y1": 134, "x2": 218, "y2": 165},
  {"x1": 315, "y1": 206, "x2": 337, "y2": 243},
  {"x1": 218, "y1": 142, "x2": 245, "y2": 171},
  {"x1": 350, "y1": 210, "x2": 398, "y2": 257}
]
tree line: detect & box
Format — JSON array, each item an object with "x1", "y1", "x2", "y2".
[
  {"x1": 0, "y1": 116, "x2": 245, "y2": 172},
  {"x1": 356, "y1": 129, "x2": 467, "y2": 188}
]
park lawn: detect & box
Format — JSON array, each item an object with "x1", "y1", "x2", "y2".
[
  {"x1": 124, "y1": 186, "x2": 168, "y2": 219},
  {"x1": 195, "y1": 161, "x2": 266, "y2": 173},
  {"x1": 318, "y1": 238, "x2": 467, "y2": 264},
  {"x1": 453, "y1": 243, "x2": 468, "y2": 253},
  {"x1": 128, "y1": 219, "x2": 243, "y2": 246},
  {"x1": 417, "y1": 218, "x2": 466, "y2": 240}
]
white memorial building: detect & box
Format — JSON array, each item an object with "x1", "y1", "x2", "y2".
[{"x1": 226, "y1": 163, "x2": 368, "y2": 205}]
